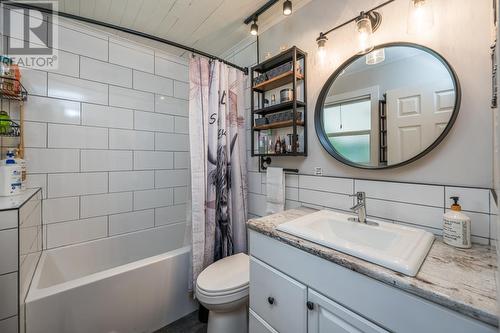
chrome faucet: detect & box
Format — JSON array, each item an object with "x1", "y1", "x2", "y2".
[{"x1": 350, "y1": 192, "x2": 367, "y2": 223}]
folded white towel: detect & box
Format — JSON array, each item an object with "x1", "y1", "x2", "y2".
[{"x1": 266, "y1": 167, "x2": 285, "y2": 215}]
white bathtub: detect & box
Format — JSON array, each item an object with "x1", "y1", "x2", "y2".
[{"x1": 25, "y1": 222, "x2": 197, "y2": 333}]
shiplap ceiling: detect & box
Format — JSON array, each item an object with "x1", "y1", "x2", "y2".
[{"x1": 22, "y1": 0, "x2": 311, "y2": 57}]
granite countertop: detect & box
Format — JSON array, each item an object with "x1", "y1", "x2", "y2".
[
  {"x1": 0, "y1": 188, "x2": 40, "y2": 211},
  {"x1": 247, "y1": 208, "x2": 498, "y2": 327}
]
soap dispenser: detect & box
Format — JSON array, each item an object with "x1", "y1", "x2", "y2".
[{"x1": 442, "y1": 196, "x2": 471, "y2": 249}]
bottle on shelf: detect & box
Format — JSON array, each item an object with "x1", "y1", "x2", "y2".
[
  {"x1": 0, "y1": 149, "x2": 22, "y2": 196},
  {"x1": 275, "y1": 136, "x2": 282, "y2": 154},
  {"x1": 14, "y1": 148, "x2": 27, "y2": 190},
  {"x1": 281, "y1": 137, "x2": 287, "y2": 154}
]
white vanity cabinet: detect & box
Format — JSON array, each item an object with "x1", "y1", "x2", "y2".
[
  {"x1": 248, "y1": 230, "x2": 497, "y2": 333},
  {"x1": 250, "y1": 255, "x2": 387, "y2": 333},
  {"x1": 307, "y1": 289, "x2": 388, "y2": 333}
]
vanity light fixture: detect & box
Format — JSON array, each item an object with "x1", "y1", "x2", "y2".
[
  {"x1": 283, "y1": 0, "x2": 292, "y2": 16},
  {"x1": 355, "y1": 11, "x2": 382, "y2": 54},
  {"x1": 314, "y1": 0, "x2": 394, "y2": 61},
  {"x1": 366, "y1": 48, "x2": 385, "y2": 65},
  {"x1": 407, "y1": 0, "x2": 434, "y2": 34},
  {"x1": 316, "y1": 33, "x2": 328, "y2": 58},
  {"x1": 250, "y1": 19, "x2": 258, "y2": 36}
]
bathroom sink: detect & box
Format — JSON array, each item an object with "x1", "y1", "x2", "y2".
[{"x1": 276, "y1": 210, "x2": 434, "y2": 276}]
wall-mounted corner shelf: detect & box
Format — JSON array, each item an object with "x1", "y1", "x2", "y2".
[
  {"x1": 0, "y1": 75, "x2": 28, "y2": 158},
  {"x1": 0, "y1": 76, "x2": 28, "y2": 102},
  {"x1": 0, "y1": 120, "x2": 21, "y2": 137}
]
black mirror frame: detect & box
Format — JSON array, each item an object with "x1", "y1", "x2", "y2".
[{"x1": 314, "y1": 42, "x2": 461, "y2": 170}]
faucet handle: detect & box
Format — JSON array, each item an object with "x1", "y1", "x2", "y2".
[{"x1": 349, "y1": 191, "x2": 366, "y2": 201}]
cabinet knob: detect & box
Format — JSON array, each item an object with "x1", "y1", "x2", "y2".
[
  {"x1": 306, "y1": 301, "x2": 314, "y2": 310},
  {"x1": 267, "y1": 296, "x2": 275, "y2": 305}
]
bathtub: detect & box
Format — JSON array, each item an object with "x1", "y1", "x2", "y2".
[{"x1": 25, "y1": 222, "x2": 197, "y2": 333}]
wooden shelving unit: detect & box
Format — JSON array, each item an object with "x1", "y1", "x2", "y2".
[{"x1": 250, "y1": 46, "x2": 307, "y2": 157}]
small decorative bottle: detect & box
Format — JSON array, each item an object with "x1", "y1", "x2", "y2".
[
  {"x1": 281, "y1": 138, "x2": 287, "y2": 154},
  {"x1": 268, "y1": 137, "x2": 274, "y2": 154},
  {"x1": 258, "y1": 135, "x2": 266, "y2": 154},
  {"x1": 287, "y1": 134, "x2": 293, "y2": 153},
  {"x1": 274, "y1": 136, "x2": 281, "y2": 154}
]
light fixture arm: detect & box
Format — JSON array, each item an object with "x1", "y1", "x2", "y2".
[{"x1": 316, "y1": 0, "x2": 394, "y2": 41}]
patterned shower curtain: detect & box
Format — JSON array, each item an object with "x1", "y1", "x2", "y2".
[{"x1": 188, "y1": 56, "x2": 247, "y2": 291}]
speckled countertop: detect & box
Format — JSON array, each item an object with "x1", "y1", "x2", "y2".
[{"x1": 247, "y1": 208, "x2": 498, "y2": 327}]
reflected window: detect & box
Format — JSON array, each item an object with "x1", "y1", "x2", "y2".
[{"x1": 324, "y1": 98, "x2": 371, "y2": 163}]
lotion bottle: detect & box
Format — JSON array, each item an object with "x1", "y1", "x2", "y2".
[
  {"x1": 0, "y1": 150, "x2": 22, "y2": 196},
  {"x1": 442, "y1": 196, "x2": 472, "y2": 249}
]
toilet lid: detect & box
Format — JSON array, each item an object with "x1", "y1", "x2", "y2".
[{"x1": 197, "y1": 253, "x2": 249, "y2": 294}]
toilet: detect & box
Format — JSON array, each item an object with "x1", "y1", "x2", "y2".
[{"x1": 196, "y1": 253, "x2": 249, "y2": 333}]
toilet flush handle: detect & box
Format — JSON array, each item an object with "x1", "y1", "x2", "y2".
[{"x1": 267, "y1": 296, "x2": 275, "y2": 305}]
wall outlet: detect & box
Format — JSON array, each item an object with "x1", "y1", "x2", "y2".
[{"x1": 314, "y1": 167, "x2": 323, "y2": 176}]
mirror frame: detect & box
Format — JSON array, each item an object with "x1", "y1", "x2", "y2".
[{"x1": 314, "y1": 42, "x2": 461, "y2": 170}]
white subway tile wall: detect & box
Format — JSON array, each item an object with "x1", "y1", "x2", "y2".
[
  {"x1": 248, "y1": 172, "x2": 496, "y2": 245},
  {"x1": 109, "y1": 209, "x2": 155, "y2": 236},
  {"x1": 3, "y1": 16, "x2": 189, "y2": 249}
]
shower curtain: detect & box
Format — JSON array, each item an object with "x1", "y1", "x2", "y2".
[{"x1": 188, "y1": 56, "x2": 247, "y2": 291}]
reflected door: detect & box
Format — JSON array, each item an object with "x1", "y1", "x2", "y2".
[
  {"x1": 324, "y1": 98, "x2": 373, "y2": 164},
  {"x1": 386, "y1": 81, "x2": 455, "y2": 164}
]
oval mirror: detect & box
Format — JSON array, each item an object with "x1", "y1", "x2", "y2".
[{"x1": 315, "y1": 43, "x2": 461, "y2": 169}]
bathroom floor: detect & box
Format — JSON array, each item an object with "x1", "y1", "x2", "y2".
[{"x1": 155, "y1": 311, "x2": 207, "y2": 333}]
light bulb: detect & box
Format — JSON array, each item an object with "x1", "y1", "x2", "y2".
[
  {"x1": 250, "y1": 17, "x2": 259, "y2": 36},
  {"x1": 366, "y1": 48, "x2": 385, "y2": 65},
  {"x1": 407, "y1": 0, "x2": 434, "y2": 34},
  {"x1": 283, "y1": 0, "x2": 292, "y2": 16},
  {"x1": 355, "y1": 14, "x2": 374, "y2": 54},
  {"x1": 318, "y1": 45, "x2": 326, "y2": 59},
  {"x1": 316, "y1": 34, "x2": 328, "y2": 60},
  {"x1": 250, "y1": 20, "x2": 258, "y2": 36}
]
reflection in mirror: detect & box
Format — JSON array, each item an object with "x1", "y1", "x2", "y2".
[{"x1": 316, "y1": 44, "x2": 460, "y2": 169}]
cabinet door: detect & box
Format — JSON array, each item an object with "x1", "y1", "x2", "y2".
[
  {"x1": 307, "y1": 289, "x2": 389, "y2": 333},
  {"x1": 249, "y1": 309, "x2": 278, "y2": 333},
  {"x1": 250, "y1": 257, "x2": 307, "y2": 333}
]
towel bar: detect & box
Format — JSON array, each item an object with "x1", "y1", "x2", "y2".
[{"x1": 259, "y1": 156, "x2": 299, "y2": 173}]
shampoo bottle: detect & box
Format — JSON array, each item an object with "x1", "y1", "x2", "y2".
[
  {"x1": 14, "y1": 149, "x2": 26, "y2": 190},
  {"x1": 0, "y1": 150, "x2": 22, "y2": 196},
  {"x1": 442, "y1": 196, "x2": 471, "y2": 249}
]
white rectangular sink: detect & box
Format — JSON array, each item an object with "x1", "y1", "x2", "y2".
[{"x1": 276, "y1": 210, "x2": 434, "y2": 276}]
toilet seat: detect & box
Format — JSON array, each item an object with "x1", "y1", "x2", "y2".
[
  {"x1": 196, "y1": 283, "x2": 248, "y2": 305},
  {"x1": 196, "y1": 253, "x2": 249, "y2": 305}
]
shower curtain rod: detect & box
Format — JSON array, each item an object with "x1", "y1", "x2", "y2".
[{"x1": 0, "y1": 1, "x2": 249, "y2": 75}]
